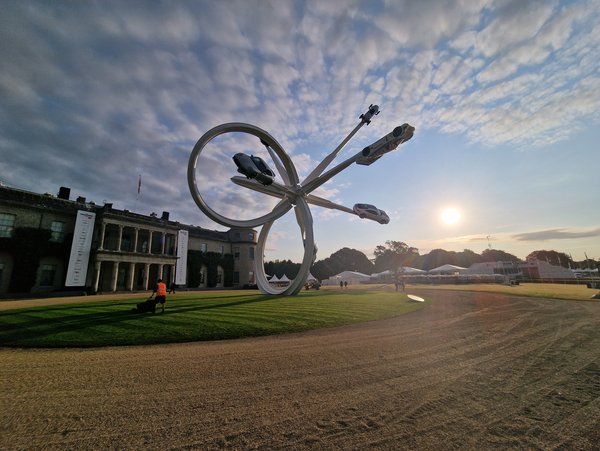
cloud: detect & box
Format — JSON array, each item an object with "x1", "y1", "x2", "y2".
[
  {"x1": 512, "y1": 228, "x2": 600, "y2": 242},
  {"x1": 474, "y1": 0, "x2": 555, "y2": 59},
  {"x1": 1, "y1": 0, "x2": 599, "y2": 239}
]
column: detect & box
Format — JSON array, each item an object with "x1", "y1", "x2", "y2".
[
  {"x1": 148, "y1": 231, "x2": 153, "y2": 254},
  {"x1": 161, "y1": 232, "x2": 166, "y2": 255},
  {"x1": 93, "y1": 260, "x2": 102, "y2": 292},
  {"x1": 171, "y1": 264, "x2": 177, "y2": 284},
  {"x1": 111, "y1": 262, "x2": 119, "y2": 292},
  {"x1": 117, "y1": 225, "x2": 123, "y2": 251},
  {"x1": 133, "y1": 228, "x2": 139, "y2": 253},
  {"x1": 127, "y1": 262, "x2": 135, "y2": 291},
  {"x1": 158, "y1": 264, "x2": 164, "y2": 281},
  {"x1": 143, "y1": 263, "x2": 150, "y2": 290},
  {"x1": 98, "y1": 223, "x2": 107, "y2": 250}
]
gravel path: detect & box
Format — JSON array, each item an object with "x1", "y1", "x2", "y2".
[{"x1": 2, "y1": 290, "x2": 599, "y2": 450}]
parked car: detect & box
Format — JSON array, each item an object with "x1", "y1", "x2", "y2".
[
  {"x1": 353, "y1": 203, "x2": 390, "y2": 224},
  {"x1": 232, "y1": 153, "x2": 275, "y2": 186}
]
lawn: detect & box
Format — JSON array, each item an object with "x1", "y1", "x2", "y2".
[
  {"x1": 404, "y1": 282, "x2": 599, "y2": 301},
  {"x1": 0, "y1": 290, "x2": 426, "y2": 348}
]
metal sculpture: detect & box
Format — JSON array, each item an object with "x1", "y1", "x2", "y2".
[{"x1": 188, "y1": 105, "x2": 414, "y2": 295}]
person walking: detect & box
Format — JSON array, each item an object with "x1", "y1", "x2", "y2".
[{"x1": 153, "y1": 279, "x2": 168, "y2": 313}]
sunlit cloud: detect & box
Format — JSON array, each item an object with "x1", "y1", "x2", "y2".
[{"x1": 512, "y1": 227, "x2": 600, "y2": 241}]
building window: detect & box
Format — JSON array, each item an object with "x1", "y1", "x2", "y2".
[
  {"x1": 248, "y1": 232, "x2": 254, "y2": 241},
  {"x1": 220, "y1": 245, "x2": 224, "y2": 255},
  {"x1": 0, "y1": 213, "x2": 16, "y2": 238},
  {"x1": 249, "y1": 271, "x2": 255, "y2": 285},
  {"x1": 50, "y1": 221, "x2": 66, "y2": 242},
  {"x1": 234, "y1": 232, "x2": 241, "y2": 240},
  {"x1": 234, "y1": 247, "x2": 240, "y2": 259},
  {"x1": 199, "y1": 269, "x2": 205, "y2": 284},
  {"x1": 249, "y1": 247, "x2": 255, "y2": 260},
  {"x1": 233, "y1": 271, "x2": 240, "y2": 284},
  {"x1": 39, "y1": 264, "x2": 57, "y2": 286},
  {"x1": 200, "y1": 243, "x2": 207, "y2": 253}
]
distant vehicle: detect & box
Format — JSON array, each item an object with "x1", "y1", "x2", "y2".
[
  {"x1": 353, "y1": 203, "x2": 390, "y2": 224},
  {"x1": 233, "y1": 153, "x2": 275, "y2": 186}
]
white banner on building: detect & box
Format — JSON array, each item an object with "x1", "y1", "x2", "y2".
[
  {"x1": 175, "y1": 229, "x2": 188, "y2": 285},
  {"x1": 65, "y1": 210, "x2": 96, "y2": 287}
]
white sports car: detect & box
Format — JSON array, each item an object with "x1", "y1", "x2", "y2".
[{"x1": 353, "y1": 203, "x2": 390, "y2": 224}]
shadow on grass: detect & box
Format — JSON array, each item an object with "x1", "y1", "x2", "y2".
[{"x1": 0, "y1": 294, "x2": 280, "y2": 347}]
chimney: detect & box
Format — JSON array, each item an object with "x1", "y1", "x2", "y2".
[
  {"x1": 57, "y1": 186, "x2": 71, "y2": 200},
  {"x1": 161, "y1": 211, "x2": 170, "y2": 220},
  {"x1": 76, "y1": 196, "x2": 86, "y2": 203}
]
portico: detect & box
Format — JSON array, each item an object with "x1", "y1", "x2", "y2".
[{"x1": 91, "y1": 209, "x2": 179, "y2": 292}]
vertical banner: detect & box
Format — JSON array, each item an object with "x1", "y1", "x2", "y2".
[
  {"x1": 65, "y1": 210, "x2": 96, "y2": 287},
  {"x1": 175, "y1": 229, "x2": 188, "y2": 285}
]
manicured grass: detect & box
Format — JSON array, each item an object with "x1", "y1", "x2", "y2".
[
  {"x1": 0, "y1": 290, "x2": 426, "y2": 348},
  {"x1": 406, "y1": 282, "x2": 598, "y2": 301}
]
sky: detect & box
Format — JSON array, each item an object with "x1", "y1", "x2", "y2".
[{"x1": 1, "y1": 0, "x2": 599, "y2": 264}]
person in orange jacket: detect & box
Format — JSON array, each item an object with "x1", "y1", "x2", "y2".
[{"x1": 153, "y1": 278, "x2": 168, "y2": 313}]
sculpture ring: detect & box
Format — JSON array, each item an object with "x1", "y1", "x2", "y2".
[{"x1": 187, "y1": 122, "x2": 315, "y2": 295}]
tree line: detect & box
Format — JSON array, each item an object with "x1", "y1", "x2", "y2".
[{"x1": 265, "y1": 240, "x2": 598, "y2": 282}]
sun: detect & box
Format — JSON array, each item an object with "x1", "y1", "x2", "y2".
[{"x1": 441, "y1": 207, "x2": 461, "y2": 225}]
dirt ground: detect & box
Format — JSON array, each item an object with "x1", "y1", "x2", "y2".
[{"x1": 2, "y1": 289, "x2": 599, "y2": 450}]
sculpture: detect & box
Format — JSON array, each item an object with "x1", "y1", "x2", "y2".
[{"x1": 188, "y1": 105, "x2": 414, "y2": 295}]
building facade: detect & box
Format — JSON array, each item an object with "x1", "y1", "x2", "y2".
[{"x1": 0, "y1": 185, "x2": 257, "y2": 296}]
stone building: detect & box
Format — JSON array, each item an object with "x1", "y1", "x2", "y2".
[{"x1": 0, "y1": 185, "x2": 257, "y2": 296}]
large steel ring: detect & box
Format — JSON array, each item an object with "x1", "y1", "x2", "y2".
[{"x1": 188, "y1": 123, "x2": 315, "y2": 295}]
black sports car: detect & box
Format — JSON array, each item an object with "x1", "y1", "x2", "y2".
[{"x1": 233, "y1": 153, "x2": 275, "y2": 186}]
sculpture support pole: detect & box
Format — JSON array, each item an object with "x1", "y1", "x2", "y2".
[
  {"x1": 255, "y1": 197, "x2": 314, "y2": 295},
  {"x1": 303, "y1": 121, "x2": 364, "y2": 185},
  {"x1": 301, "y1": 153, "x2": 359, "y2": 195}
]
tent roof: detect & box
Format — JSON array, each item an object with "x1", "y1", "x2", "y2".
[
  {"x1": 370, "y1": 270, "x2": 392, "y2": 277},
  {"x1": 279, "y1": 274, "x2": 290, "y2": 282},
  {"x1": 401, "y1": 266, "x2": 426, "y2": 274},
  {"x1": 331, "y1": 271, "x2": 371, "y2": 279},
  {"x1": 428, "y1": 264, "x2": 467, "y2": 273},
  {"x1": 269, "y1": 275, "x2": 280, "y2": 282}
]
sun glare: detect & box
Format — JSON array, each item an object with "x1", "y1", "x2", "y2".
[{"x1": 441, "y1": 207, "x2": 461, "y2": 225}]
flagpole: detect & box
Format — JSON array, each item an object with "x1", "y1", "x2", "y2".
[{"x1": 135, "y1": 174, "x2": 141, "y2": 212}]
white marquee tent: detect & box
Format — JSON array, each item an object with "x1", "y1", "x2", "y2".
[
  {"x1": 322, "y1": 271, "x2": 371, "y2": 286},
  {"x1": 428, "y1": 264, "x2": 467, "y2": 275}
]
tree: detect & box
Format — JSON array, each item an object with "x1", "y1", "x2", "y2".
[
  {"x1": 456, "y1": 249, "x2": 482, "y2": 268},
  {"x1": 309, "y1": 247, "x2": 373, "y2": 281},
  {"x1": 419, "y1": 249, "x2": 457, "y2": 271},
  {"x1": 480, "y1": 248, "x2": 521, "y2": 263},
  {"x1": 373, "y1": 241, "x2": 419, "y2": 273},
  {"x1": 525, "y1": 250, "x2": 572, "y2": 268},
  {"x1": 264, "y1": 259, "x2": 301, "y2": 279}
]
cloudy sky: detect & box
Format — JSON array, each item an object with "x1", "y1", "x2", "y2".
[{"x1": 2, "y1": 0, "x2": 599, "y2": 263}]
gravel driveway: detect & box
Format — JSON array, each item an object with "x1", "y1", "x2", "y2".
[{"x1": 2, "y1": 289, "x2": 599, "y2": 450}]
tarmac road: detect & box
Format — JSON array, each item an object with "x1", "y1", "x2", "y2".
[{"x1": 2, "y1": 290, "x2": 599, "y2": 450}]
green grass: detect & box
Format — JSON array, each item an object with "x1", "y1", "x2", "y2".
[
  {"x1": 406, "y1": 282, "x2": 599, "y2": 301},
  {"x1": 0, "y1": 290, "x2": 426, "y2": 348}
]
